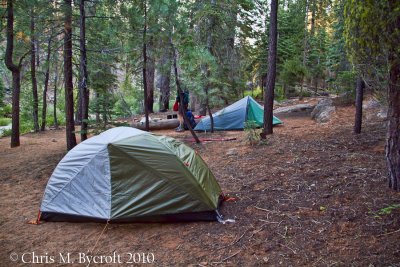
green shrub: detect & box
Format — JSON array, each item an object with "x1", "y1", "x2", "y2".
[
  {"x1": 274, "y1": 86, "x2": 287, "y2": 103},
  {"x1": 0, "y1": 117, "x2": 11, "y2": 126},
  {"x1": 0, "y1": 105, "x2": 12, "y2": 116},
  {"x1": 336, "y1": 70, "x2": 356, "y2": 98},
  {"x1": 244, "y1": 121, "x2": 261, "y2": 146},
  {"x1": 1, "y1": 128, "x2": 12, "y2": 137},
  {"x1": 244, "y1": 88, "x2": 263, "y2": 99}
]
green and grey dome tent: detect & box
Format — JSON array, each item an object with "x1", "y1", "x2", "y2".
[
  {"x1": 194, "y1": 95, "x2": 282, "y2": 131},
  {"x1": 39, "y1": 127, "x2": 222, "y2": 222}
]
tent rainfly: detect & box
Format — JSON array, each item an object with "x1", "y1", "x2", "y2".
[
  {"x1": 39, "y1": 127, "x2": 222, "y2": 222},
  {"x1": 194, "y1": 95, "x2": 282, "y2": 132}
]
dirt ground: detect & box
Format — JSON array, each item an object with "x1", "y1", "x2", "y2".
[{"x1": 1, "y1": 97, "x2": 399, "y2": 266}]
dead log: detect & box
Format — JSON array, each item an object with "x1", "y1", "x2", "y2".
[
  {"x1": 131, "y1": 118, "x2": 202, "y2": 131},
  {"x1": 130, "y1": 119, "x2": 180, "y2": 130}
]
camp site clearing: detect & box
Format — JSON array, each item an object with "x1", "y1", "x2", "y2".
[{"x1": 0, "y1": 98, "x2": 399, "y2": 266}]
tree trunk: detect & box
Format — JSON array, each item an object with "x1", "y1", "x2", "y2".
[
  {"x1": 310, "y1": 0, "x2": 316, "y2": 37},
  {"x1": 198, "y1": 100, "x2": 207, "y2": 116},
  {"x1": 95, "y1": 91, "x2": 100, "y2": 124},
  {"x1": 283, "y1": 83, "x2": 288, "y2": 98},
  {"x1": 64, "y1": 0, "x2": 77, "y2": 150},
  {"x1": 79, "y1": 0, "x2": 89, "y2": 141},
  {"x1": 5, "y1": 0, "x2": 21, "y2": 148},
  {"x1": 170, "y1": 32, "x2": 200, "y2": 143},
  {"x1": 41, "y1": 28, "x2": 53, "y2": 131},
  {"x1": 53, "y1": 64, "x2": 59, "y2": 130},
  {"x1": 204, "y1": 0, "x2": 215, "y2": 132},
  {"x1": 354, "y1": 75, "x2": 364, "y2": 134},
  {"x1": 31, "y1": 9, "x2": 39, "y2": 132},
  {"x1": 207, "y1": 104, "x2": 214, "y2": 133},
  {"x1": 386, "y1": 52, "x2": 400, "y2": 191},
  {"x1": 146, "y1": 37, "x2": 155, "y2": 113},
  {"x1": 300, "y1": 81, "x2": 304, "y2": 100},
  {"x1": 75, "y1": 91, "x2": 82, "y2": 124},
  {"x1": 261, "y1": 0, "x2": 278, "y2": 138},
  {"x1": 142, "y1": 0, "x2": 149, "y2": 131},
  {"x1": 301, "y1": 1, "x2": 308, "y2": 101},
  {"x1": 314, "y1": 78, "x2": 318, "y2": 95},
  {"x1": 158, "y1": 53, "x2": 171, "y2": 112},
  {"x1": 190, "y1": 94, "x2": 196, "y2": 112}
]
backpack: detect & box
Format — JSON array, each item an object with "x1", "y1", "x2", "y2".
[{"x1": 184, "y1": 110, "x2": 197, "y2": 130}]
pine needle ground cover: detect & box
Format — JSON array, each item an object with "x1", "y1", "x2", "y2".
[{"x1": 0, "y1": 100, "x2": 398, "y2": 266}]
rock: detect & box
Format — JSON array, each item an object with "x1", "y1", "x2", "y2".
[
  {"x1": 316, "y1": 106, "x2": 335, "y2": 123},
  {"x1": 226, "y1": 148, "x2": 238, "y2": 155},
  {"x1": 274, "y1": 103, "x2": 315, "y2": 114},
  {"x1": 0, "y1": 124, "x2": 12, "y2": 136},
  {"x1": 377, "y1": 109, "x2": 387, "y2": 119},
  {"x1": 311, "y1": 99, "x2": 332, "y2": 118},
  {"x1": 363, "y1": 97, "x2": 384, "y2": 110},
  {"x1": 311, "y1": 99, "x2": 335, "y2": 123}
]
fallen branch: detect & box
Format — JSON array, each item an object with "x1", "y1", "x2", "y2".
[
  {"x1": 185, "y1": 138, "x2": 237, "y2": 142},
  {"x1": 255, "y1": 206, "x2": 278, "y2": 213},
  {"x1": 377, "y1": 228, "x2": 400, "y2": 237},
  {"x1": 212, "y1": 250, "x2": 241, "y2": 264}
]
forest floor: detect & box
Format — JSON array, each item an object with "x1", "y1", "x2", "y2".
[{"x1": 0, "y1": 97, "x2": 399, "y2": 266}]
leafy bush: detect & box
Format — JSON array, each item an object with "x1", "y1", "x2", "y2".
[
  {"x1": 336, "y1": 70, "x2": 356, "y2": 97},
  {"x1": 244, "y1": 88, "x2": 263, "y2": 99},
  {"x1": 274, "y1": 86, "x2": 287, "y2": 103},
  {"x1": 379, "y1": 203, "x2": 400, "y2": 215},
  {"x1": 1, "y1": 128, "x2": 12, "y2": 137},
  {"x1": 244, "y1": 121, "x2": 261, "y2": 146},
  {"x1": 0, "y1": 105, "x2": 12, "y2": 116},
  {"x1": 0, "y1": 117, "x2": 11, "y2": 126}
]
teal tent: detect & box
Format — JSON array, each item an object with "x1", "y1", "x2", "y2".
[{"x1": 194, "y1": 96, "x2": 282, "y2": 131}]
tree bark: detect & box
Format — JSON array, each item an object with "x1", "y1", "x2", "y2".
[
  {"x1": 170, "y1": 32, "x2": 200, "y2": 143},
  {"x1": 300, "y1": 82, "x2": 304, "y2": 100},
  {"x1": 95, "y1": 91, "x2": 100, "y2": 124},
  {"x1": 30, "y1": 9, "x2": 39, "y2": 132},
  {"x1": 142, "y1": 0, "x2": 149, "y2": 131},
  {"x1": 64, "y1": 0, "x2": 77, "y2": 150},
  {"x1": 75, "y1": 90, "x2": 82, "y2": 124},
  {"x1": 158, "y1": 53, "x2": 171, "y2": 112},
  {"x1": 79, "y1": 0, "x2": 89, "y2": 141},
  {"x1": 41, "y1": 28, "x2": 53, "y2": 131},
  {"x1": 386, "y1": 52, "x2": 400, "y2": 191},
  {"x1": 261, "y1": 0, "x2": 278, "y2": 138},
  {"x1": 5, "y1": 0, "x2": 21, "y2": 148},
  {"x1": 354, "y1": 75, "x2": 364, "y2": 134},
  {"x1": 314, "y1": 78, "x2": 318, "y2": 95},
  {"x1": 146, "y1": 37, "x2": 155, "y2": 113},
  {"x1": 204, "y1": 0, "x2": 216, "y2": 132},
  {"x1": 53, "y1": 62, "x2": 59, "y2": 130},
  {"x1": 198, "y1": 101, "x2": 207, "y2": 116},
  {"x1": 301, "y1": 1, "x2": 308, "y2": 101}
]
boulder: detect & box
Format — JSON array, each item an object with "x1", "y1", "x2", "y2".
[
  {"x1": 377, "y1": 109, "x2": 387, "y2": 119},
  {"x1": 311, "y1": 99, "x2": 335, "y2": 123},
  {"x1": 274, "y1": 103, "x2": 315, "y2": 114},
  {"x1": 363, "y1": 97, "x2": 384, "y2": 110}
]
